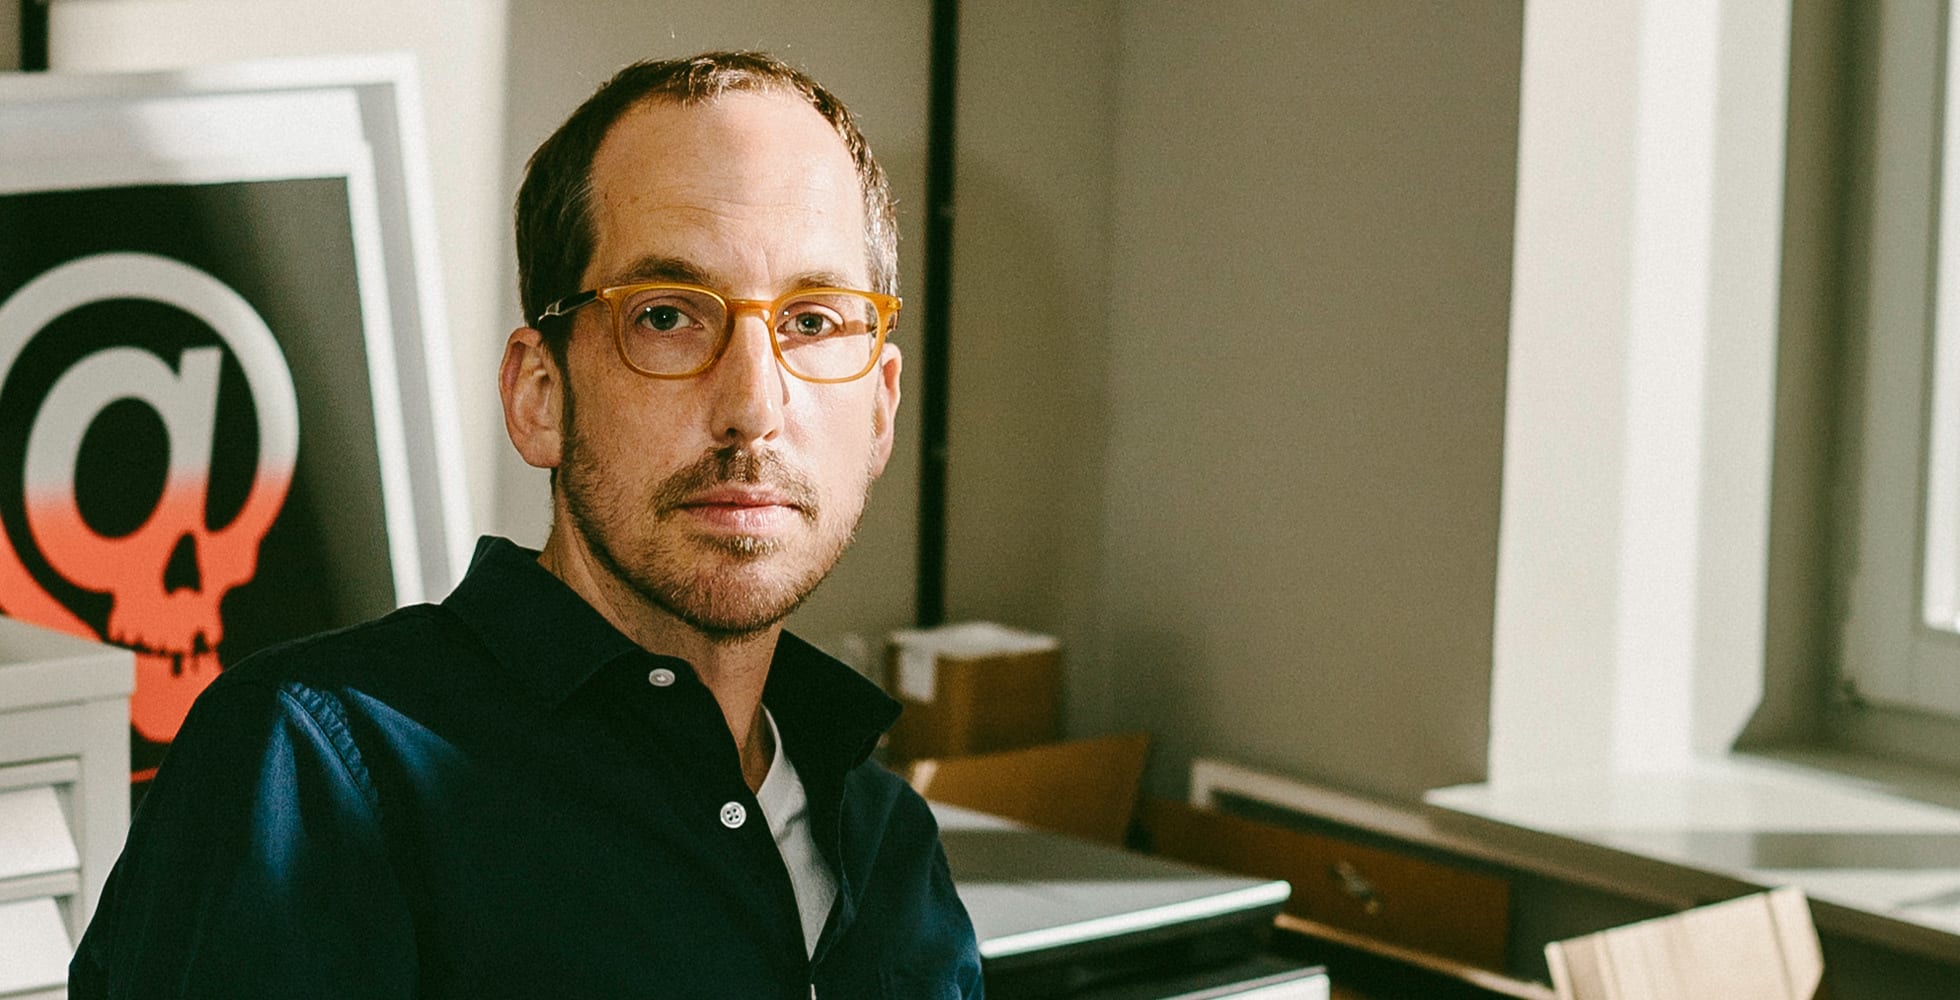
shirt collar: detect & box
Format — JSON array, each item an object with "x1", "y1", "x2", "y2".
[
  {"x1": 764, "y1": 629, "x2": 902, "y2": 772},
  {"x1": 444, "y1": 536, "x2": 901, "y2": 769},
  {"x1": 444, "y1": 535, "x2": 643, "y2": 704}
]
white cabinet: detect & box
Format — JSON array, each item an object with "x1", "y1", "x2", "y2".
[{"x1": 0, "y1": 619, "x2": 133, "y2": 1000}]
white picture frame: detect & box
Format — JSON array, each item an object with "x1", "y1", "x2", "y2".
[{"x1": 0, "y1": 55, "x2": 470, "y2": 769}]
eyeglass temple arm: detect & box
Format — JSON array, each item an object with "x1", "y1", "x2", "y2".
[{"x1": 533, "y1": 290, "x2": 599, "y2": 326}]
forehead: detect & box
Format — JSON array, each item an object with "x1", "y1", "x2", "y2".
[{"x1": 584, "y1": 90, "x2": 867, "y2": 289}]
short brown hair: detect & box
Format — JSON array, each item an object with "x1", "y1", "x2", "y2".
[{"x1": 515, "y1": 51, "x2": 898, "y2": 335}]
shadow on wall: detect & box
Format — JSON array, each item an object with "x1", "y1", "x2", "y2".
[{"x1": 937, "y1": 153, "x2": 1115, "y2": 740}]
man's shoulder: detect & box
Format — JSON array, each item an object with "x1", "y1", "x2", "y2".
[
  {"x1": 844, "y1": 755, "x2": 911, "y2": 799},
  {"x1": 161, "y1": 603, "x2": 492, "y2": 783},
  {"x1": 211, "y1": 602, "x2": 476, "y2": 702},
  {"x1": 843, "y1": 756, "x2": 946, "y2": 844}
]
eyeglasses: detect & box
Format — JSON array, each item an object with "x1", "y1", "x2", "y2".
[{"x1": 534, "y1": 282, "x2": 900, "y2": 384}]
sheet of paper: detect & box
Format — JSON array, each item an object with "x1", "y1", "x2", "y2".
[{"x1": 889, "y1": 622, "x2": 1058, "y2": 703}]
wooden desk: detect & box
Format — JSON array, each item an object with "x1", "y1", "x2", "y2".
[
  {"x1": 1177, "y1": 759, "x2": 1960, "y2": 1000},
  {"x1": 1271, "y1": 915, "x2": 1551, "y2": 1000}
]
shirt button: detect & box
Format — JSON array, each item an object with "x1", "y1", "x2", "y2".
[
  {"x1": 647, "y1": 667, "x2": 676, "y2": 687},
  {"x1": 720, "y1": 801, "x2": 747, "y2": 829}
]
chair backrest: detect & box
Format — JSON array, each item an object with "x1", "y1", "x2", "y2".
[
  {"x1": 905, "y1": 732, "x2": 1151, "y2": 845},
  {"x1": 1546, "y1": 887, "x2": 1825, "y2": 1000}
]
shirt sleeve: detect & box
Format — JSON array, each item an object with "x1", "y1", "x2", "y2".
[
  {"x1": 927, "y1": 837, "x2": 986, "y2": 999},
  {"x1": 875, "y1": 790, "x2": 985, "y2": 999},
  {"x1": 68, "y1": 676, "x2": 417, "y2": 999}
]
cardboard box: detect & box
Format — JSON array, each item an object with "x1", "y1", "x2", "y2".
[
  {"x1": 906, "y1": 732, "x2": 1150, "y2": 845},
  {"x1": 1546, "y1": 887, "x2": 1825, "y2": 1000},
  {"x1": 883, "y1": 623, "x2": 1060, "y2": 764}
]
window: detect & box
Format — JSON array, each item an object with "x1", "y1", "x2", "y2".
[{"x1": 1834, "y1": 0, "x2": 1960, "y2": 759}]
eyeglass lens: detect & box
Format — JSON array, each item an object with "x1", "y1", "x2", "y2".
[{"x1": 616, "y1": 286, "x2": 882, "y2": 379}]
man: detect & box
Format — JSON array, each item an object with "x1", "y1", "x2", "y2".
[{"x1": 70, "y1": 52, "x2": 983, "y2": 998}]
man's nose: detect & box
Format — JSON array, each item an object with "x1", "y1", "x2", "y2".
[{"x1": 706, "y1": 307, "x2": 786, "y2": 446}]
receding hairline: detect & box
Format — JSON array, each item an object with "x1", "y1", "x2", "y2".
[
  {"x1": 591, "y1": 85, "x2": 864, "y2": 174},
  {"x1": 576, "y1": 88, "x2": 879, "y2": 289},
  {"x1": 516, "y1": 51, "x2": 899, "y2": 333}
]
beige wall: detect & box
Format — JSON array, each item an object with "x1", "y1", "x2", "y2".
[
  {"x1": 942, "y1": 0, "x2": 1122, "y2": 735},
  {"x1": 945, "y1": 2, "x2": 1523, "y2": 799},
  {"x1": 1096, "y1": 3, "x2": 1519, "y2": 799},
  {"x1": 0, "y1": 3, "x2": 17, "y2": 72},
  {"x1": 498, "y1": 1, "x2": 932, "y2": 671}
]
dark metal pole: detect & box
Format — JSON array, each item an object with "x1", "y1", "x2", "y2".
[
  {"x1": 20, "y1": 0, "x2": 49, "y2": 71},
  {"x1": 915, "y1": 0, "x2": 958, "y2": 627}
]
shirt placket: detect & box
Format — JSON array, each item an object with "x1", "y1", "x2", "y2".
[
  {"x1": 801, "y1": 756, "x2": 857, "y2": 997},
  {"x1": 629, "y1": 656, "x2": 814, "y2": 994}
]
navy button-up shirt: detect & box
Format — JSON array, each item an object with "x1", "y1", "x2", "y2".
[{"x1": 71, "y1": 536, "x2": 983, "y2": 999}]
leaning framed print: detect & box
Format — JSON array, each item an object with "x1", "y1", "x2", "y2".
[{"x1": 0, "y1": 56, "x2": 472, "y2": 785}]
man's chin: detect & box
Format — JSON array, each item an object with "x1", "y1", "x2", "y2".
[
  {"x1": 635, "y1": 546, "x2": 826, "y2": 638},
  {"x1": 692, "y1": 532, "x2": 785, "y2": 560},
  {"x1": 655, "y1": 580, "x2": 811, "y2": 642}
]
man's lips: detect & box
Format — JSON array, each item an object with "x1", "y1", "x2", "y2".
[
  {"x1": 670, "y1": 487, "x2": 810, "y2": 530},
  {"x1": 676, "y1": 487, "x2": 804, "y2": 512}
]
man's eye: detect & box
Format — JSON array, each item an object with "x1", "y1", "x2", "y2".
[
  {"x1": 781, "y1": 309, "x2": 839, "y2": 338},
  {"x1": 635, "y1": 304, "x2": 693, "y2": 332}
]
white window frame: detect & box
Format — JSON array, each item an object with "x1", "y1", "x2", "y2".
[{"x1": 1840, "y1": 0, "x2": 1960, "y2": 722}]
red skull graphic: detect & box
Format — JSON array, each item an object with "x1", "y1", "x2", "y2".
[{"x1": 0, "y1": 253, "x2": 299, "y2": 749}]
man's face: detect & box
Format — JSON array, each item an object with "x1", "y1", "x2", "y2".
[{"x1": 554, "y1": 91, "x2": 900, "y2": 640}]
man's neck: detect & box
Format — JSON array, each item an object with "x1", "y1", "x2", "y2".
[{"x1": 536, "y1": 526, "x2": 778, "y2": 792}]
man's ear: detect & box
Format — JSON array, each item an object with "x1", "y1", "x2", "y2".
[
  {"x1": 868, "y1": 342, "x2": 902, "y2": 478},
  {"x1": 500, "y1": 327, "x2": 566, "y2": 470}
]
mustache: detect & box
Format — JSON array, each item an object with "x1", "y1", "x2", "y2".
[{"x1": 651, "y1": 447, "x2": 821, "y2": 519}]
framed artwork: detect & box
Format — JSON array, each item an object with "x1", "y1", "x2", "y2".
[{"x1": 0, "y1": 56, "x2": 471, "y2": 783}]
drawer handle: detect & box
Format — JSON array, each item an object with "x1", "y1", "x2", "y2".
[{"x1": 1330, "y1": 860, "x2": 1383, "y2": 916}]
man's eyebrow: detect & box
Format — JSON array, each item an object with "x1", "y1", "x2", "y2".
[
  {"x1": 609, "y1": 255, "x2": 715, "y2": 287},
  {"x1": 606, "y1": 256, "x2": 864, "y2": 294},
  {"x1": 781, "y1": 270, "x2": 861, "y2": 292}
]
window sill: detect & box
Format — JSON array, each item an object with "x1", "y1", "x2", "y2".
[{"x1": 1425, "y1": 751, "x2": 1960, "y2": 965}]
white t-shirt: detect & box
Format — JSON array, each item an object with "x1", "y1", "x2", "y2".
[{"x1": 754, "y1": 709, "x2": 838, "y2": 959}]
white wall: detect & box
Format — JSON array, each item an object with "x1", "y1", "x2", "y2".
[
  {"x1": 1488, "y1": 0, "x2": 1790, "y2": 781},
  {"x1": 499, "y1": 1, "x2": 932, "y2": 669},
  {"x1": 45, "y1": 0, "x2": 512, "y2": 560}
]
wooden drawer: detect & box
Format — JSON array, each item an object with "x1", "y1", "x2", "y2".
[{"x1": 1143, "y1": 798, "x2": 1511, "y2": 970}]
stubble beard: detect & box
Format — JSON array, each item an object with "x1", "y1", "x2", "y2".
[{"x1": 560, "y1": 428, "x2": 870, "y2": 644}]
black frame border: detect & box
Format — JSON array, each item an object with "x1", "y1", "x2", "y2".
[
  {"x1": 915, "y1": 0, "x2": 959, "y2": 627},
  {"x1": 20, "y1": 0, "x2": 47, "y2": 71}
]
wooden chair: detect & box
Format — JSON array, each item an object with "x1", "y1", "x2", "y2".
[
  {"x1": 1545, "y1": 887, "x2": 1825, "y2": 1000},
  {"x1": 905, "y1": 732, "x2": 1151, "y2": 845}
]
